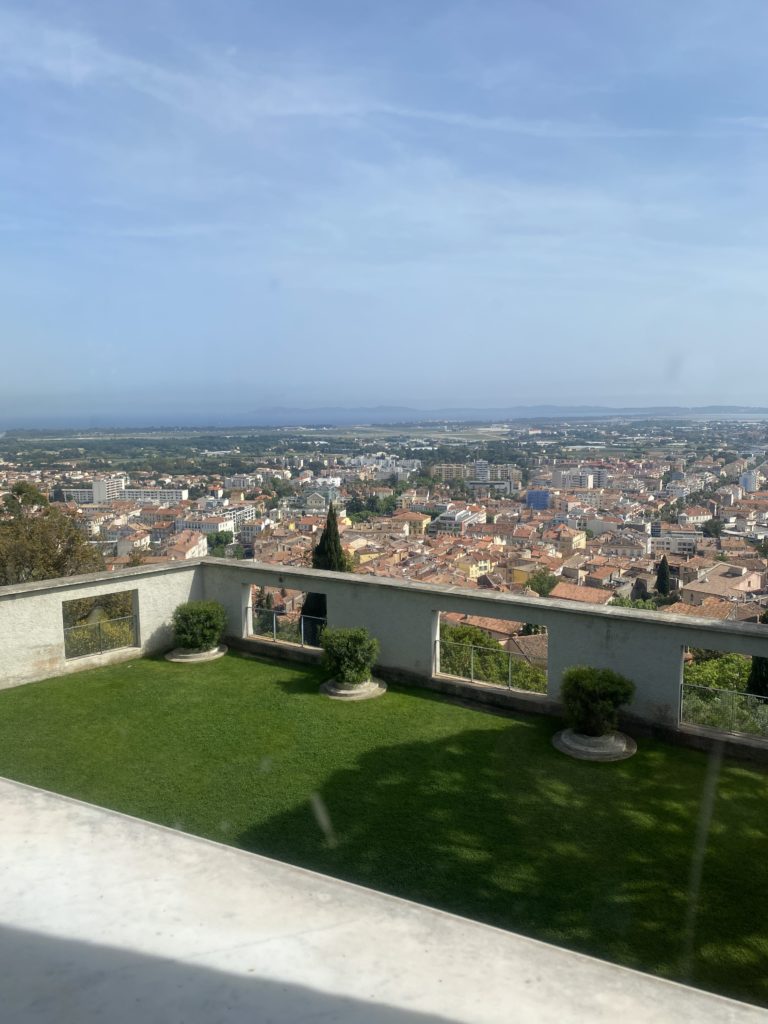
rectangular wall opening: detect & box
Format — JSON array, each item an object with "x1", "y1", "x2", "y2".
[
  {"x1": 247, "y1": 584, "x2": 326, "y2": 648},
  {"x1": 681, "y1": 646, "x2": 768, "y2": 738},
  {"x1": 62, "y1": 590, "x2": 138, "y2": 659},
  {"x1": 437, "y1": 611, "x2": 548, "y2": 694}
]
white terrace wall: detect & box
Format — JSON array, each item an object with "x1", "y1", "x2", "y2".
[
  {"x1": 1, "y1": 558, "x2": 768, "y2": 729},
  {"x1": 202, "y1": 558, "x2": 768, "y2": 728},
  {"x1": 0, "y1": 562, "x2": 201, "y2": 689}
]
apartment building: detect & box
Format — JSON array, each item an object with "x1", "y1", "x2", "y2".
[
  {"x1": 427, "y1": 506, "x2": 487, "y2": 536},
  {"x1": 62, "y1": 476, "x2": 187, "y2": 504}
]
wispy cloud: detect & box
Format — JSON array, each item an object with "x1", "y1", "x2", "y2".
[
  {"x1": 0, "y1": 8, "x2": 368, "y2": 126},
  {"x1": 0, "y1": 8, "x2": 660, "y2": 141},
  {"x1": 2, "y1": 0, "x2": 768, "y2": 410},
  {"x1": 376, "y1": 105, "x2": 668, "y2": 139}
]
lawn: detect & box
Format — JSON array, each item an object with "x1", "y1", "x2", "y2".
[{"x1": 0, "y1": 651, "x2": 767, "y2": 1007}]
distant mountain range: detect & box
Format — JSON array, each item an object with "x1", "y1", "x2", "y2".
[{"x1": 3, "y1": 404, "x2": 768, "y2": 431}]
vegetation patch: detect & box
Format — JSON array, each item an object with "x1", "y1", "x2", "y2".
[{"x1": 172, "y1": 600, "x2": 227, "y2": 651}]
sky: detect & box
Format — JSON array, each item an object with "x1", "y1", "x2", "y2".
[{"x1": 2, "y1": 0, "x2": 768, "y2": 425}]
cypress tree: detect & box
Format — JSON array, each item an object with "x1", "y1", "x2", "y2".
[
  {"x1": 655, "y1": 555, "x2": 671, "y2": 597},
  {"x1": 311, "y1": 504, "x2": 348, "y2": 572},
  {"x1": 747, "y1": 609, "x2": 768, "y2": 698},
  {"x1": 303, "y1": 504, "x2": 349, "y2": 640}
]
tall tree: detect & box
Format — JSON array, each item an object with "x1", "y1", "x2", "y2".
[
  {"x1": 311, "y1": 504, "x2": 349, "y2": 572},
  {"x1": 0, "y1": 506, "x2": 104, "y2": 585},
  {"x1": 655, "y1": 555, "x2": 671, "y2": 597},
  {"x1": 747, "y1": 609, "x2": 768, "y2": 698},
  {"x1": 303, "y1": 504, "x2": 350, "y2": 640}
]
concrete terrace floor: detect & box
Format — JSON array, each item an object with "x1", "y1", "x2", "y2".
[
  {"x1": 0, "y1": 652, "x2": 767, "y2": 1009},
  {"x1": 4, "y1": 777, "x2": 768, "y2": 1024}
]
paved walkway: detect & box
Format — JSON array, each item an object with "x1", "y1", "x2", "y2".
[{"x1": 2, "y1": 777, "x2": 765, "y2": 1023}]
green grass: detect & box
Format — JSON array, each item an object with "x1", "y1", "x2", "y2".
[{"x1": 0, "y1": 651, "x2": 767, "y2": 1007}]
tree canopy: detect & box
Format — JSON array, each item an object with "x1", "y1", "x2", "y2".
[
  {"x1": 3, "y1": 481, "x2": 49, "y2": 519},
  {"x1": 701, "y1": 519, "x2": 723, "y2": 538},
  {"x1": 611, "y1": 596, "x2": 658, "y2": 610},
  {"x1": 0, "y1": 505, "x2": 104, "y2": 585},
  {"x1": 684, "y1": 653, "x2": 751, "y2": 692},
  {"x1": 440, "y1": 623, "x2": 546, "y2": 692},
  {"x1": 207, "y1": 530, "x2": 234, "y2": 552},
  {"x1": 527, "y1": 569, "x2": 558, "y2": 597}
]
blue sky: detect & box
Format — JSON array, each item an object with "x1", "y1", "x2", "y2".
[{"x1": 2, "y1": 0, "x2": 768, "y2": 424}]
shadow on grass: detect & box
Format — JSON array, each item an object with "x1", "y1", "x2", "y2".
[
  {"x1": 237, "y1": 726, "x2": 768, "y2": 1008},
  {"x1": 228, "y1": 650, "x2": 327, "y2": 695}
]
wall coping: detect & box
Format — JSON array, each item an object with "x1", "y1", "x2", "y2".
[
  {"x1": 1, "y1": 557, "x2": 766, "y2": 648},
  {"x1": 205, "y1": 558, "x2": 768, "y2": 643},
  {"x1": 0, "y1": 559, "x2": 199, "y2": 602}
]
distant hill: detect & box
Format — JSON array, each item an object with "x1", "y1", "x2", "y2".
[{"x1": 3, "y1": 405, "x2": 768, "y2": 431}]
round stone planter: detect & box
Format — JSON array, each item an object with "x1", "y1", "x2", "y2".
[
  {"x1": 320, "y1": 678, "x2": 387, "y2": 701},
  {"x1": 552, "y1": 728, "x2": 637, "y2": 762},
  {"x1": 164, "y1": 644, "x2": 228, "y2": 663}
]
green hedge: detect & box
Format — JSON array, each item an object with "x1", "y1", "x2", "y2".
[
  {"x1": 321, "y1": 627, "x2": 379, "y2": 684},
  {"x1": 560, "y1": 666, "x2": 635, "y2": 737},
  {"x1": 172, "y1": 601, "x2": 227, "y2": 651}
]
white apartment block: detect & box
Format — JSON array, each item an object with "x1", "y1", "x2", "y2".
[
  {"x1": 427, "y1": 507, "x2": 487, "y2": 536},
  {"x1": 62, "y1": 487, "x2": 97, "y2": 503},
  {"x1": 175, "y1": 504, "x2": 256, "y2": 538},
  {"x1": 432, "y1": 462, "x2": 520, "y2": 484},
  {"x1": 124, "y1": 487, "x2": 189, "y2": 503},
  {"x1": 175, "y1": 515, "x2": 234, "y2": 537},
  {"x1": 650, "y1": 529, "x2": 701, "y2": 557},
  {"x1": 224, "y1": 474, "x2": 261, "y2": 490},
  {"x1": 93, "y1": 477, "x2": 128, "y2": 502},
  {"x1": 62, "y1": 477, "x2": 187, "y2": 504}
]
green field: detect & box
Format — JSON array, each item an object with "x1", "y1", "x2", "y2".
[{"x1": 0, "y1": 651, "x2": 766, "y2": 1006}]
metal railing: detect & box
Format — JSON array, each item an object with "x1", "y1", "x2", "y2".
[
  {"x1": 681, "y1": 682, "x2": 768, "y2": 738},
  {"x1": 438, "y1": 639, "x2": 547, "y2": 694},
  {"x1": 248, "y1": 608, "x2": 327, "y2": 648},
  {"x1": 63, "y1": 615, "x2": 138, "y2": 660}
]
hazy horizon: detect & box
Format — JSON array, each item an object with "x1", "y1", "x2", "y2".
[
  {"x1": 3, "y1": 1, "x2": 768, "y2": 417},
  {"x1": 4, "y1": 402, "x2": 768, "y2": 433}
]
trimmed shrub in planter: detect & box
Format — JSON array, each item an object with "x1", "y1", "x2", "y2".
[
  {"x1": 560, "y1": 666, "x2": 635, "y2": 737},
  {"x1": 172, "y1": 600, "x2": 227, "y2": 651},
  {"x1": 321, "y1": 627, "x2": 380, "y2": 685}
]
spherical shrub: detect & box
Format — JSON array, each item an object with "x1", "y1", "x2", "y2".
[
  {"x1": 172, "y1": 600, "x2": 227, "y2": 651},
  {"x1": 321, "y1": 627, "x2": 380, "y2": 685},
  {"x1": 560, "y1": 666, "x2": 635, "y2": 737}
]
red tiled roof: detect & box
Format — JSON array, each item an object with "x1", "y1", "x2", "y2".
[{"x1": 549, "y1": 582, "x2": 613, "y2": 605}]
